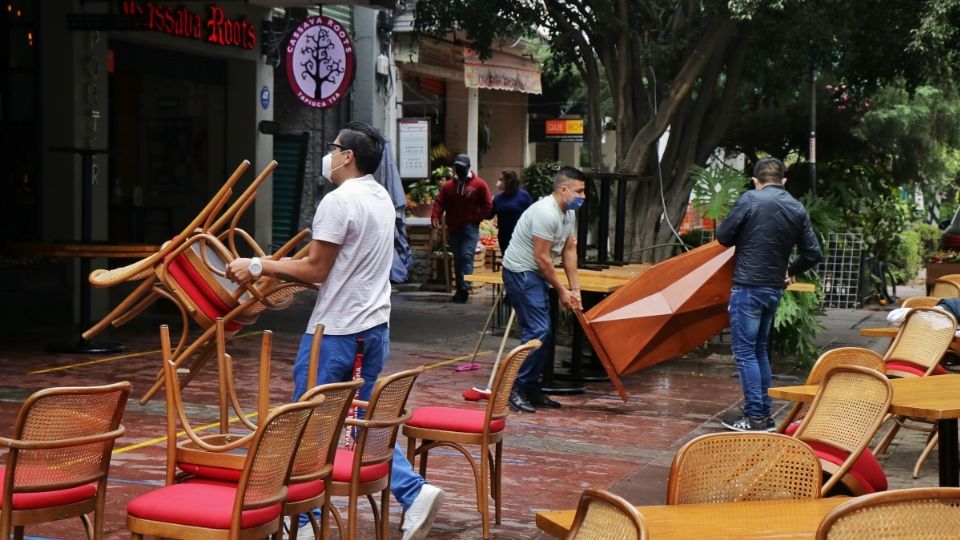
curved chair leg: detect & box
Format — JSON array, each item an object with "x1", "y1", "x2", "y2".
[
  {"x1": 479, "y1": 441, "x2": 490, "y2": 540},
  {"x1": 13, "y1": 525, "x2": 24, "y2": 540},
  {"x1": 494, "y1": 441, "x2": 503, "y2": 524},
  {"x1": 914, "y1": 430, "x2": 939, "y2": 479},
  {"x1": 330, "y1": 505, "x2": 345, "y2": 539},
  {"x1": 380, "y1": 487, "x2": 390, "y2": 540},
  {"x1": 873, "y1": 416, "x2": 902, "y2": 454},
  {"x1": 348, "y1": 487, "x2": 359, "y2": 540}
]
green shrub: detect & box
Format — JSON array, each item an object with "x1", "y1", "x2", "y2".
[
  {"x1": 891, "y1": 229, "x2": 921, "y2": 284},
  {"x1": 522, "y1": 161, "x2": 561, "y2": 200},
  {"x1": 915, "y1": 222, "x2": 942, "y2": 261},
  {"x1": 772, "y1": 275, "x2": 826, "y2": 370}
]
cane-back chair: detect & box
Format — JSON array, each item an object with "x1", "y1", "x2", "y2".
[
  {"x1": 666, "y1": 432, "x2": 822, "y2": 505},
  {"x1": 329, "y1": 367, "x2": 423, "y2": 540},
  {"x1": 563, "y1": 489, "x2": 647, "y2": 540},
  {"x1": 932, "y1": 279, "x2": 960, "y2": 299},
  {"x1": 283, "y1": 379, "x2": 360, "y2": 540},
  {"x1": 872, "y1": 307, "x2": 957, "y2": 479},
  {"x1": 403, "y1": 340, "x2": 541, "y2": 540},
  {"x1": 126, "y1": 385, "x2": 321, "y2": 540},
  {"x1": 83, "y1": 160, "x2": 314, "y2": 404},
  {"x1": 0, "y1": 382, "x2": 131, "y2": 540},
  {"x1": 778, "y1": 348, "x2": 886, "y2": 434},
  {"x1": 816, "y1": 487, "x2": 960, "y2": 540},
  {"x1": 791, "y1": 365, "x2": 892, "y2": 497},
  {"x1": 902, "y1": 296, "x2": 942, "y2": 308},
  {"x1": 159, "y1": 323, "x2": 273, "y2": 485}
]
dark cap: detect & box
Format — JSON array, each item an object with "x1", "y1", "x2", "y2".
[{"x1": 454, "y1": 154, "x2": 471, "y2": 168}]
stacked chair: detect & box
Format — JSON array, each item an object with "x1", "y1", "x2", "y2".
[
  {"x1": 403, "y1": 340, "x2": 541, "y2": 539},
  {"x1": 82, "y1": 160, "x2": 314, "y2": 404},
  {"x1": 0, "y1": 382, "x2": 131, "y2": 539}
]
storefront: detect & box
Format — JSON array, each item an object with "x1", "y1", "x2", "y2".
[{"x1": 29, "y1": 1, "x2": 274, "y2": 248}]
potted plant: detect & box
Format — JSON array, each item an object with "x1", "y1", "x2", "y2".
[{"x1": 406, "y1": 166, "x2": 452, "y2": 218}]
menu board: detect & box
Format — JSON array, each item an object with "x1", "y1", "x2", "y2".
[{"x1": 398, "y1": 118, "x2": 430, "y2": 179}]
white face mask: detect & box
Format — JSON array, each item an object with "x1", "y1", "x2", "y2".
[
  {"x1": 496, "y1": 180, "x2": 504, "y2": 192},
  {"x1": 321, "y1": 151, "x2": 345, "y2": 181}
]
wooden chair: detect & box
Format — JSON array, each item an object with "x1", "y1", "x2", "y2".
[
  {"x1": 901, "y1": 296, "x2": 942, "y2": 308},
  {"x1": 403, "y1": 340, "x2": 542, "y2": 539},
  {"x1": 0, "y1": 382, "x2": 131, "y2": 540},
  {"x1": 791, "y1": 365, "x2": 892, "y2": 497},
  {"x1": 283, "y1": 379, "x2": 361, "y2": 540},
  {"x1": 564, "y1": 488, "x2": 647, "y2": 540},
  {"x1": 126, "y1": 388, "x2": 321, "y2": 540},
  {"x1": 873, "y1": 307, "x2": 956, "y2": 478},
  {"x1": 83, "y1": 160, "x2": 314, "y2": 404},
  {"x1": 666, "y1": 432, "x2": 821, "y2": 504},
  {"x1": 932, "y1": 279, "x2": 960, "y2": 299},
  {"x1": 329, "y1": 367, "x2": 423, "y2": 540},
  {"x1": 778, "y1": 347, "x2": 886, "y2": 434},
  {"x1": 816, "y1": 487, "x2": 960, "y2": 539}
]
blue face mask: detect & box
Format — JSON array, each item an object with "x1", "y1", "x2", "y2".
[{"x1": 564, "y1": 187, "x2": 585, "y2": 210}]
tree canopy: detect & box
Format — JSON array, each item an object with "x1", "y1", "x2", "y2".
[{"x1": 414, "y1": 0, "x2": 960, "y2": 260}]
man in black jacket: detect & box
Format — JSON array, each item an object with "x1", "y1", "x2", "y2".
[{"x1": 715, "y1": 157, "x2": 823, "y2": 432}]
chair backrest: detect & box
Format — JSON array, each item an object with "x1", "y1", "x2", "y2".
[
  {"x1": 232, "y1": 399, "x2": 319, "y2": 529},
  {"x1": 292, "y1": 379, "x2": 362, "y2": 482},
  {"x1": 353, "y1": 367, "x2": 423, "y2": 466},
  {"x1": 883, "y1": 307, "x2": 957, "y2": 373},
  {"x1": 3, "y1": 382, "x2": 131, "y2": 495},
  {"x1": 793, "y1": 365, "x2": 892, "y2": 495},
  {"x1": 487, "y1": 340, "x2": 542, "y2": 421},
  {"x1": 932, "y1": 279, "x2": 960, "y2": 299},
  {"x1": 901, "y1": 296, "x2": 942, "y2": 308},
  {"x1": 779, "y1": 348, "x2": 885, "y2": 433},
  {"x1": 666, "y1": 432, "x2": 822, "y2": 505},
  {"x1": 564, "y1": 488, "x2": 647, "y2": 540},
  {"x1": 816, "y1": 487, "x2": 960, "y2": 540}
]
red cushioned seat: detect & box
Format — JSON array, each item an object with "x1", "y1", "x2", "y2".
[
  {"x1": 885, "y1": 360, "x2": 948, "y2": 377},
  {"x1": 784, "y1": 420, "x2": 800, "y2": 436},
  {"x1": 287, "y1": 478, "x2": 325, "y2": 503},
  {"x1": 186, "y1": 477, "x2": 325, "y2": 505},
  {"x1": 178, "y1": 462, "x2": 243, "y2": 482},
  {"x1": 332, "y1": 448, "x2": 390, "y2": 483},
  {"x1": 806, "y1": 441, "x2": 887, "y2": 492},
  {"x1": 167, "y1": 254, "x2": 243, "y2": 332},
  {"x1": 127, "y1": 482, "x2": 280, "y2": 529},
  {"x1": 0, "y1": 466, "x2": 96, "y2": 510},
  {"x1": 406, "y1": 406, "x2": 505, "y2": 434}
]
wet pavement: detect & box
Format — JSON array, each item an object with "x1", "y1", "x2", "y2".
[{"x1": 0, "y1": 283, "x2": 941, "y2": 539}]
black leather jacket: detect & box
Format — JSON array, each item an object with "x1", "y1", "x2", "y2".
[{"x1": 716, "y1": 184, "x2": 823, "y2": 288}]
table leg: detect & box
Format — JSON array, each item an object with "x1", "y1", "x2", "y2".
[
  {"x1": 939, "y1": 419, "x2": 959, "y2": 487},
  {"x1": 542, "y1": 289, "x2": 584, "y2": 395}
]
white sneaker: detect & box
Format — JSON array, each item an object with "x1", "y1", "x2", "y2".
[{"x1": 402, "y1": 484, "x2": 444, "y2": 540}]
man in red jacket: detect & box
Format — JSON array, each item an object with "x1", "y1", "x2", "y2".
[{"x1": 432, "y1": 153, "x2": 493, "y2": 302}]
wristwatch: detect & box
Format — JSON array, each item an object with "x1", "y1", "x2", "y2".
[{"x1": 249, "y1": 257, "x2": 263, "y2": 279}]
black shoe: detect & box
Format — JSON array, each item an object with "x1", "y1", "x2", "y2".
[
  {"x1": 720, "y1": 415, "x2": 776, "y2": 432},
  {"x1": 451, "y1": 289, "x2": 468, "y2": 303},
  {"x1": 508, "y1": 391, "x2": 536, "y2": 413},
  {"x1": 527, "y1": 391, "x2": 562, "y2": 409}
]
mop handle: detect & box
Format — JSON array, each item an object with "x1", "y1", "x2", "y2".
[
  {"x1": 468, "y1": 286, "x2": 505, "y2": 364},
  {"x1": 485, "y1": 308, "x2": 516, "y2": 389}
]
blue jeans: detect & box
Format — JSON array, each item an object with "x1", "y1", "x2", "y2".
[
  {"x1": 728, "y1": 286, "x2": 783, "y2": 420},
  {"x1": 449, "y1": 223, "x2": 479, "y2": 292},
  {"x1": 502, "y1": 269, "x2": 552, "y2": 393},
  {"x1": 292, "y1": 324, "x2": 425, "y2": 513}
]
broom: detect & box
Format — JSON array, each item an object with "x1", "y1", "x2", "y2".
[
  {"x1": 456, "y1": 286, "x2": 504, "y2": 372},
  {"x1": 463, "y1": 307, "x2": 515, "y2": 401}
]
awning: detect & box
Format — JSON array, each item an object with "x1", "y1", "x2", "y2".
[{"x1": 463, "y1": 48, "x2": 542, "y2": 94}]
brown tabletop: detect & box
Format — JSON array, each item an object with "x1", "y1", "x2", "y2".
[
  {"x1": 536, "y1": 497, "x2": 850, "y2": 539},
  {"x1": 9, "y1": 242, "x2": 161, "y2": 259},
  {"x1": 465, "y1": 271, "x2": 627, "y2": 294},
  {"x1": 770, "y1": 374, "x2": 960, "y2": 486}
]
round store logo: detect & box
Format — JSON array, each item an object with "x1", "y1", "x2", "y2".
[{"x1": 285, "y1": 16, "x2": 355, "y2": 109}]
